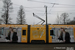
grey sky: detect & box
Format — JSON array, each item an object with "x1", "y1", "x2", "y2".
[{"x1": 0, "y1": 0, "x2": 75, "y2": 25}]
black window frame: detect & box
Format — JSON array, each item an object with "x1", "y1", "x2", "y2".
[
  {"x1": 50, "y1": 30, "x2": 54, "y2": 36},
  {"x1": 22, "y1": 30, "x2": 26, "y2": 35}
]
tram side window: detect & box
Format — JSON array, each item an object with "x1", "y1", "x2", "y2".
[
  {"x1": 0, "y1": 29, "x2": 2, "y2": 35},
  {"x1": 22, "y1": 30, "x2": 26, "y2": 35},
  {"x1": 50, "y1": 30, "x2": 54, "y2": 36},
  {"x1": 0, "y1": 28, "x2": 3, "y2": 35}
]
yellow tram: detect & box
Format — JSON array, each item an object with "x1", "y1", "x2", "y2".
[{"x1": 0, "y1": 24, "x2": 75, "y2": 43}]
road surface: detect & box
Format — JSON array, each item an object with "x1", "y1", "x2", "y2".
[{"x1": 0, "y1": 43, "x2": 75, "y2": 50}]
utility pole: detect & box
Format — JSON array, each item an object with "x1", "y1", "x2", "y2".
[
  {"x1": 44, "y1": 5, "x2": 48, "y2": 43},
  {"x1": 44, "y1": 5, "x2": 47, "y2": 25}
]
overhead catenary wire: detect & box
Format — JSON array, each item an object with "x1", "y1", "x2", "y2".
[
  {"x1": 48, "y1": 3, "x2": 56, "y2": 14},
  {"x1": 28, "y1": 0, "x2": 75, "y2": 6},
  {"x1": 0, "y1": 0, "x2": 75, "y2": 12},
  {"x1": 0, "y1": 0, "x2": 75, "y2": 14},
  {"x1": 0, "y1": 0, "x2": 75, "y2": 8}
]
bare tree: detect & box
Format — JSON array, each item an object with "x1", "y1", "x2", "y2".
[
  {"x1": 1, "y1": 0, "x2": 13, "y2": 24},
  {"x1": 60, "y1": 13, "x2": 70, "y2": 24},
  {"x1": 56, "y1": 14, "x2": 60, "y2": 24},
  {"x1": 73, "y1": 17, "x2": 75, "y2": 21},
  {"x1": 0, "y1": 19, "x2": 2, "y2": 24},
  {"x1": 67, "y1": 17, "x2": 75, "y2": 25},
  {"x1": 17, "y1": 5, "x2": 26, "y2": 24}
]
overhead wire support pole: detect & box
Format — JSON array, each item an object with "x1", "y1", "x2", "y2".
[
  {"x1": 44, "y1": 5, "x2": 47, "y2": 25},
  {"x1": 44, "y1": 5, "x2": 48, "y2": 43}
]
